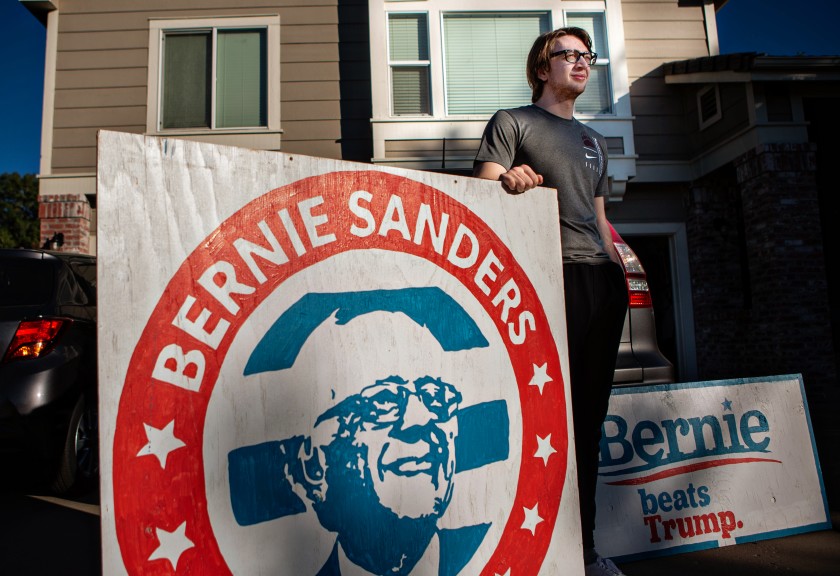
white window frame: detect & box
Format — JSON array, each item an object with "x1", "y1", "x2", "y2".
[
  {"x1": 373, "y1": 0, "x2": 628, "y2": 122},
  {"x1": 564, "y1": 10, "x2": 613, "y2": 115},
  {"x1": 369, "y1": 0, "x2": 635, "y2": 189},
  {"x1": 146, "y1": 16, "x2": 281, "y2": 137},
  {"x1": 387, "y1": 11, "x2": 433, "y2": 116}
]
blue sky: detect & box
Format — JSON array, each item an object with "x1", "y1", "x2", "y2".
[{"x1": 1, "y1": 0, "x2": 838, "y2": 175}]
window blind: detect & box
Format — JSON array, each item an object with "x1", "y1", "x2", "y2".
[
  {"x1": 392, "y1": 67, "x2": 431, "y2": 115},
  {"x1": 566, "y1": 13, "x2": 611, "y2": 114},
  {"x1": 162, "y1": 32, "x2": 211, "y2": 129},
  {"x1": 216, "y1": 29, "x2": 267, "y2": 128},
  {"x1": 566, "y1": 13, "x2": 608, "y2": 59},
  {"x1": 389, "y1": 13, "x2": 429, "y2": 60},
  {"x1": 576, "y1": 65, "x2": 611, "y2": 114},
  {"x1": 443, "y1": 13, "x2": 548, "y2": 115}
]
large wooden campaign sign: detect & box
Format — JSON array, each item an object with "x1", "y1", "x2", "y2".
[
  {"x1": 594, "y1": 375, "x2": 831, "y2": 560},
  {"x1": 96, "y1": 131, "x2": 580, "y2": 575}
]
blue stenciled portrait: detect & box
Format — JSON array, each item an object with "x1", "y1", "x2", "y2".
[{"x1": 227, "y1": 288, "x2": 510, "y2": 575}]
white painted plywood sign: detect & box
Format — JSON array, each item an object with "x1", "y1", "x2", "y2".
[
  {"x1": 96, "y1": 131, "x2": 581, "y2": 575},
  {"x1": 595, "y1": 375, "x2": 831, "y2": 560}
]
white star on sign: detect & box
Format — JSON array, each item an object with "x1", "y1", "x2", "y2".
[
  {"x1": 496, "y1": 569, "x2": 512, "y2": 576},
  {"x1": 528, "y1": 363, "x2": 552, "y2": 395},
  {"x1": 535, "y1": 434, "x2": 557, "y2": 466},
  {"x1": 137, "y1": 420, "x2": 185, "y2": 468},
  {"x1": 521, "y1": 503, "x2": 543, "y2": 535},
  {"x1": 148, "y1": 521, "x2": 194, "y2": 571}
]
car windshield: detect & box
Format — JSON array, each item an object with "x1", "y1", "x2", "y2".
[{"x1": 0, "y1": 258, "x2": 55, "y2": 306}]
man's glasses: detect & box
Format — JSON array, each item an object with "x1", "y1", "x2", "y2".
[
  {"x1": 549, "y1": 49, "x2": 597, "y2": 66},
  {"x1": 327, "y1": 376, "x2": 462, "y2": 426}
]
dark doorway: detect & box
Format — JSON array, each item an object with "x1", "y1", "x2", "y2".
[{"x1": 804, "y1": 97, "x2": 840, "y2": 374}]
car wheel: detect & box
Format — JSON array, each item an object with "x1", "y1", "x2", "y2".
[{"x1": 51, "y1": 393, "x2": 99, "y2": 494}]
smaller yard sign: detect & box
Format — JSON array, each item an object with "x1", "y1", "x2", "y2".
[{"x1": 594, "y1": 374, "x2": 831, "y2": 560}]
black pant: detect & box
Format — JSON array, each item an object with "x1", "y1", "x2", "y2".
[{"x1": 563, "y1": 261, "x2": 628, "y2": 550}]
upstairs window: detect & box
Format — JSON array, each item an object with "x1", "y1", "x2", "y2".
[
  {"x1": 148, "y1": 16, "x2": 279, "y2": 134},
  {"x1": 161, "y1": 28, "x2": 267, "y2": 130},
  {"x1": 443, "y1": 12, "x2": 550, "y2": 115},
  {"x1": 375, "y1": 4, "x2": 623, "y2": 121},
  {"x1": 388, "y1": 13, "x2": 431, "y2": 115},
  {"x1": 565, "y1": 12, "x2": 612, "y2": 114}
]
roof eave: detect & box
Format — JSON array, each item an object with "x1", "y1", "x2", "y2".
[
  {"x1": 19, "y1": 0, "x2": 57, "y2": 26},
  {"x1": 664, "y1": 53, "x2": 840, "y2": 84}
]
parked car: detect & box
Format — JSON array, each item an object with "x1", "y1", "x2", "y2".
[
  {"x1": 611, "y1": 227, "x2": 675, "y2": 385},
  {"x1": 0, "y1": 249, "x2": 98, "y2": 493}
]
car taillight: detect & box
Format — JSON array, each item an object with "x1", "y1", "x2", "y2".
[
  {"x1": 614, "y1": 242, "x2": 653, "y2": 309},
  {"x1": 626, "y1": 277, "x2": 653, "y2": 308},
  {"x1": 2, "y1": 318, "x2": 69, "y2": 363}
]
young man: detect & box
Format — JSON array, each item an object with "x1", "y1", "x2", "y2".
[{"x1": 474, "y1": 27, "x2": 629, "y2": 576}]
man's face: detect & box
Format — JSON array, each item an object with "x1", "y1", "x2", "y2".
[
  {"x1": 307, "y1": 312, "x2": 462, "y2": 521},
  {"x1": 344, "y1": 374, "x2": 460, "y2": 518},
  {"x1": 318, "y1": 376, "x2": 461, "y2": 518},
  {"x1": 539, "y1": 35, "x2": 591, "y2": 101}
]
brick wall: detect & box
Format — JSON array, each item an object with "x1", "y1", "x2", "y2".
[
  {"x1": 685, "y1": 165, "x2": 746, "y2": 379},
  {"x1": 734, "y1": 145, "x2": 835, "y2": 386},
  {"x1": 38, "y1": 194, "x2": 92, "y2": 253},
  {"x1": 687, "y1": 143, "x2": 840, "y2": 503}
]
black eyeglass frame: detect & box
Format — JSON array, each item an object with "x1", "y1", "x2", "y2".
[{"x1": 549, "y1": 49, "x2": 598, "y2": 66}]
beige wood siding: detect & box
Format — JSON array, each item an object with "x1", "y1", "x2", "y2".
[
  {"x1": 684, "y1": 82, "x2": 751, "y2": 152},
  {"x1": 385, "y1": 138, "x2": 480, "y2": 159},
  {"x1": 622, "y1": 0, "x2": 711, "y2": 161},
  {"x1": 49, "y1": 0, "x2": 372, "y2": 174}
]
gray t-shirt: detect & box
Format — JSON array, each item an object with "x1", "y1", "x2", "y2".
[{"x1": 474, "y1": 104, "x2": 610, "y2": 263}]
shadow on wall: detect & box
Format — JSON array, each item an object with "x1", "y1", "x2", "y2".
[{"x1": 337, "y1": 0, "x2": 373, "y2": 162}]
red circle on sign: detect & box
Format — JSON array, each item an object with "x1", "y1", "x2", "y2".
[{"x1": 113, "y1": 171, "x2": 567, "y2": 575}]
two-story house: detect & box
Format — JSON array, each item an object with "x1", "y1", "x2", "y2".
[
  {"x1": 22, "y1": 0, "x2": 838, "y2": 500},
  {"x1": 22, "y1": 0, "x2": 719, "y2": 368}
]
